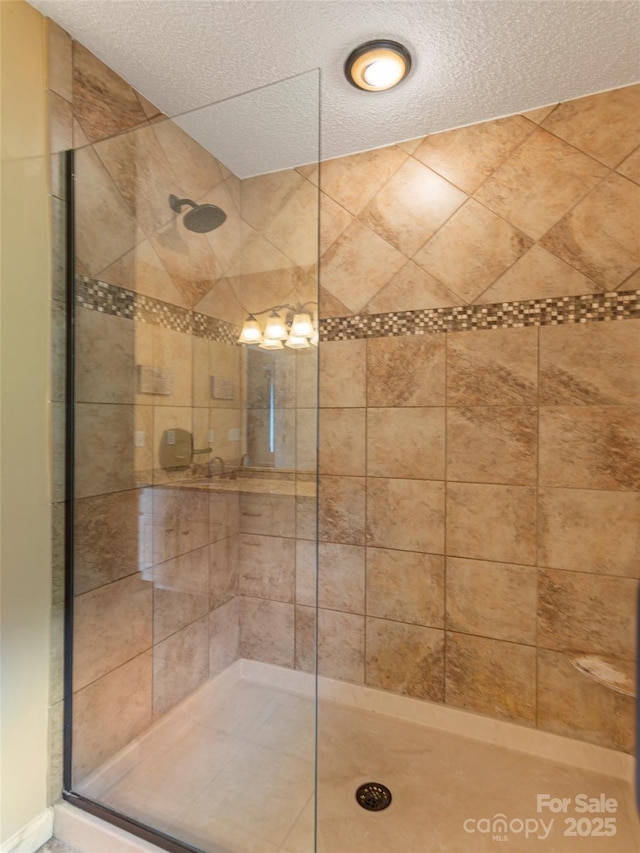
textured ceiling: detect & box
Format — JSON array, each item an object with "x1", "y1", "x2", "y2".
[{"x1": 30, "y1": 0, "x2": 640, "y2": 177}]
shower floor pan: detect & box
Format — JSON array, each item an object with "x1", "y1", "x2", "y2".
[{"x1": 75, "y1": 661, "x2": 640, "y2": 853}]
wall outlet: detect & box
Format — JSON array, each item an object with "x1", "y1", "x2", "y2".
[
  {"x1": 207, "y1": 429, "x2": 215, "y2": 443},
  {"x1": 167, "y1": 430, "x2": 175, "y2": 446},
  {"x1": 228, "y1": 428, "x2": 241, "y2": 442},
  {"x1": 134, "y1": 431, "x2": 145, "y2": 448}
]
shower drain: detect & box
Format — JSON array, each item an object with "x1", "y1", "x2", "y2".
[{"x1": 355, "y1": 782, "x2": 392, "y2": 812}]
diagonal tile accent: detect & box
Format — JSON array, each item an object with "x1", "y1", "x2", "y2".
[
  {"x1": 318, "y1": 145, "x2": 407, "y2": 215},
  {"x1": 475, "y1": 127, "x2": 609, "y2": 240},
  {"x1": 412, "y1": 115, "x2": 534, "y2": 194},
  {"x1": 541, "y1": 172, "x2": 640, "y2": 289},
  {"x1": 360, "y1": 157, "x2": 466, "y2": 257},
  {"x1": 320, "y1": 220, "x2": 406, "y2": 314},
  {"x1": 541, "y1": 83, "x2": 640, "y2": 168},
  {"x1": 413, "y1": 199, "x2": 533, "y2": 303}
]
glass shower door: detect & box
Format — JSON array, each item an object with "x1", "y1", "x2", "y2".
[{"x1": 64, "y1": 71, "x2": 320, "y2": 853}]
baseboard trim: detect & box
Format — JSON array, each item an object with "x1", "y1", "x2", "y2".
[{"x1": 0, "y1": 808, "x2": 53, "y2": 853}]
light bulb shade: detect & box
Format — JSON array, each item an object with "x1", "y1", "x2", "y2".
[
  {"x1": 290, "y1": 312, "x2": 314, "y2": 338},
  {"x1": 263, "y1": 312, "x2": 288, "y2": 341},
  {"x1": 237, "y1": 318, "x2": 262, "y2": 344},
  {"x1": 259, "y1": 337, "x2": 284, "y2": 350},
  {"x1": 345, "y1": 40, "x2": 411, "y2": 92},
  {"x1": 285, "y1": 334, "x2": 310, "y2": 349}
]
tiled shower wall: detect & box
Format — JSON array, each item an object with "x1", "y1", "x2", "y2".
[
  {"x1": 239, "y1": 84, "x2": 640, "y2": 754},
  {"x1": 47, "y1": 18, "x2": 319, "y2": 794},
  {"x1": 47, "y1": 21, "x2": 244, "y2": 792},
  {"x1": 308, "y1": 83, "x2": 639, "y2": 754}
]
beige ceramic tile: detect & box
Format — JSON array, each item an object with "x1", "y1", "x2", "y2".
[
  {"x1": 318, "y1": 475, "x2": 365, "y2": 545},
  {"x1": 239, "y1": 493, "x2": 296, "y2": 538},
  {"x1": 367, "y1": 407, "x2": 445, "y2": 479},
  {"x1": 396, "y1": 136, "x2": 424, "y2": 155},
  {"x1": 153, "y1": 617, "x2": 209, "y2": 717},
  {"x1": 539, "y1": 406, "x2": 640, "y2": 490},
  {"x1": 446, "y1": 406, "x2": 537, "y2": 485},
  {"x1": 446, "y1": 633, "x2": 536, "y2": 722},
  {"x1": 360, "y1": 158, "x2": 466, "y2": 257},
  {"x1": 100, "y1": 239, "x2": 186, "y2": 306},
  {"x1": 153, "y1": 546, "x2": 209, "y2": 643},
  {"x1": 240, "y1": 169, "x2": 305, "y2": 232},
  {"x1": 74, "y1": 488, "x2": 150, "y2": 594},
  {"x1": 447, "y1": 482, "x2": 537, "y2": 564},
  {"x1": 617, "y1": 145, "x2": 640, "y2": 184},
  {"x1": 412, "y1": 115, "x2": 534, "y2": 194},
  {"x1": 51, "y1": 502, "x2": 65, "y2": 606},
  {"x1": 150, "y1": 221, "x2": 225, "y2": 308},
  {"x1": 47, "y1": 700, "x2": 64, "y2": 805},
  {"x1": 262, "y1": 179, "x2": 319, "y2": 269},
  {"x1": 239, "y1": 533, "x2": 295, "y2": 603},
  {"x1": 74, "y1": 145, "x2": 139, "y2": 276},
  {"x1": 363, "y1": 260, "x2": 463, "y2": 313},
  {"x1": 152, "y1": 406, "x2": 191, "y2": 478},
  {"x1": 319, "y1": 284, "x2": 351, "y2": 319},
  {"x1": 366, "y1": 618, "x2": 444, "y2": 700},
  {"x1": 94, "y1": 124, "x2": 178, "y2": 235},
  {"x1": 209, "y1": 536, "x2": 239, "y2": 609},
  {"x1": 477, "y1": 244, "x2": 598, "y2": 304},
  {"x1": 414, "y1": 199, "x2": 533, "y2": 303},
  {"x1": 538, "y1": 567, "x2": 638, "y2": 659},
  {"x1": 318, "y1": 609, "x2": 364, "y2": 683},
  {"x1": 75, "y1": 309, "x2": 136, "y2": 404},
  {"x1": 152, "y1": 118, "x2": 224, "y2": 201},
  {"x1": 475, "y1": 127, "x2": 609, "y2": 239},
  {"x1": 73, "y1": 573, "x2": 152, "y2": 691},
  {"x1": 295, "y1": 604, "x2": 316, "y2": 673},
  {"x1": 520, "y1": 104, "x2": 557, "y2": 124},
  {"x1": 73, "y1": 41, "x2": 147, "y2": 143},
  {"x1": 540, "y1": 321, "x2": 640, "y2": 405},
  {"x1": 447, "y1": 326, "x2": 538, "y2": 405},
  {"x1": 538, "y1": 488, "x2": 640, "y2": 578},
  {"x1": 239, "y1": 597, "x2": 294, "y2": 667},
  {"x1": 296, "y1": 495, "x2": 316, "y2": 542},
  {"x1": 446, "y1": 557, "x2": 537, "y2": 644},
  {"x1": 47, "y1": 20, "x2": 72, "y2": 101},
  {"x1": 296, "y1": 407, "x2": 318, "y2": 471},
  {"x1": 319, "y1": 191, "x2": 353, "y2": 255},
  {"x1": 209, "y1": 598, "x2": 239, "y2": 677},
  {"x1": 50, "y1": 196, "x2": 66, "y2": 300},
  {"x1": 319, "y1": 408, "x2": 366, "y2": 476},
  {"x1": 541, "y1": 173, "x2": 640, "y2": 289},
  {"x1": 366, "y1": 478, "x2": 444, "y2": 554},
  {"x1": 541, "y1": 84, "x2": 640, "y2": 168},
  {"x1": 50, "y1": 402, "x2": 65, "y2": 504},
  {"x1": 318, "y1": 542, "x2": 365, "y2": 614},
  {"x1": 366, "y1": 549, "x2": 444, "y2": 628},
  {"x1": 72, "y1": 651, "x2": 152, "y2": 782},
  {"x1": 75, "y1": 403, "x2": 139, "y2": 498},
  {"x1": 49, "y1": 603, "x2": 64, "y2": 706},
  {"x1": 49, "y1": 91, "x2": 72, "y2": 154},
  {"x1": 367, "y1": 335, "x2": 446, "y2": 407},
  {"x1": 152, "y1": 486, "x2": 210, "y2": 564},
  {"x1": 319, "y1": 146, "x2": 407, "y2": 215},
  {"x1": 50, "y1": 299, "x2": 66, "y2": 404},
  {"x1": 538, "y1": 648, "x2": 635, "y2": 752},
  {"x1": 320, "y1": 220, "x2": 406, "y2": 314},
  {"x1": 209, "y1": 490, "x2": 240, "y2": 544},
  {"x1": 295, "y1": 539, "x2": 316, "y2": 607},
  {"x1": 319, "y1": 340, "x2": 366, "y2": 407}
]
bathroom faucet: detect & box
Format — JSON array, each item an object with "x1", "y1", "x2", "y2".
[{"x1": 208, "y1": 456, "x2": 225, "y2": 478}]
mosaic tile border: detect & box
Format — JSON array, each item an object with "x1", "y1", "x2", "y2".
[
  {"x1": 319, "y1": 289, "x2": 640, "y2": 341},
  {"x1": 76, "y1": 277, "x2": 640, "y2": 345},
  {"x1": 75, "y1": 276, "x2": 239, "y2": 344}
]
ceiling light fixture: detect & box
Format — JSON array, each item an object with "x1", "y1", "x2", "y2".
[{"x1": 345, "y1": 40, "x2": 412, "y2": 92}]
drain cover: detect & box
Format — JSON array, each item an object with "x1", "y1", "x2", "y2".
[{"x1": 355, "y1": 782, "x2": 392, "y2": 812}]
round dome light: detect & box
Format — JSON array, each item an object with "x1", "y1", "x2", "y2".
[{"x1": 345, "y1": 40, "x2": 411, "y2": 92}]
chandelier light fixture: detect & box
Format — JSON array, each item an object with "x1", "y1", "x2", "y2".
[{"x1": 237, "y1": 303, "x2": 319, "y2": 350}]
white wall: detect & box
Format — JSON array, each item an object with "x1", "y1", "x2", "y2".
[{"x1": 0, "y1": 0, "x2": 53, "y2": 844}]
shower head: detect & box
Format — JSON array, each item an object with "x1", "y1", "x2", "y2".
[{"x1": 168, "y1": 194, "x2": 226, "y2": 233}]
